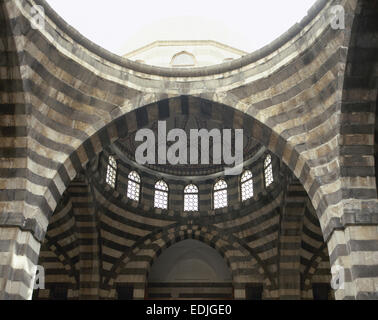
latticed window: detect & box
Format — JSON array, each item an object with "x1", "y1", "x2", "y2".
[
  {"x1": 106, "y1": 155, "x2": 117, "y2": 188},
  {"x1": 264, "y1": 154, "x2": 274, "y2": 187},
  {"x1": 127, "y1": 171, "x2": 140, "y2": 202},
  {"x1": 154, "y1": 180, "x2": 169, "y2": 209},
  {"x1": 241, "y1": 170, "x2": 254, "y2": 201},
  {"x1": 214, "y1": 179, "x2": 228, "y2": 209},
  {"x1": 184, "y1": 184, "x2": 199, "y2": 212}
]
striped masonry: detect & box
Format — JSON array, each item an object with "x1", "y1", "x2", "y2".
[{"x1": 0, "y1": 0, "x2": 376, "y2": 299}]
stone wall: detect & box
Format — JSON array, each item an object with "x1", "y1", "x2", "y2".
[
  {"x1": 33, "y1": 153, "x2": 331, "y2": 300},
  {"x1": 0, "y1": 0, "x2": 377, "y2": 299}
]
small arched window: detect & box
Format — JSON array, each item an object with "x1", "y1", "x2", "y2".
[
  {"x1": 213, "y1": 179, "x2": 228, "y2": 209},
  {"x1": 154, "y1": 180, "x2": 169, "y2": 209},
  {"x1": 170, "y1": 51, "x2": 196, "y2": 67},
  {"x1": 127, "y1": 171, "x2": 141, "y2": 202},
  {"x1": 241, "y1": 170, "x2": 254, "y2": 201},
  {"x1": 184, "y1": 184, "x2": 199, "y2": 212},
  {"x1": 264, "y1": 154, "x2": 274, "y2": 187},
  {"x1": 106, "y1": 155, "x2": 117, "y2": 188}
]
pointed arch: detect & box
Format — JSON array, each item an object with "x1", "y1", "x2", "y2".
[
  {"x1": 184, "y1": 184, "x2": 199, "y2": 212},
  {"x1": 214, "y1": 179, "x2": 228, "y2": 209},
  {"x1": 241, "y1": 170, "x2": 254, "y2": 201},
  {"x1": 106, "y1": 155, "x2": 117, "y2": 188},
  {"x1": 154, "y1": 180, "x2": 169, "y2": 210},
  {"x1": 170, "y1": 51, "x2": 197, "y2": 67},
  {"x1": 127, "y1": 171, "x2": 141, "y2": 202},
  {"x1": 264, "y1": 154, "x2": 273, "y2": 187}
]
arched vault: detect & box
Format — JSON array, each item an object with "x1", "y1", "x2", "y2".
[{"x1": 0, "y1": 0, "x2": 377, "y2": 300}]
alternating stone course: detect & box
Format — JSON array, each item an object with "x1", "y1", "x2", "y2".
[{"x1": 0, "y1": 0, "x2": 377, "y2": 300}]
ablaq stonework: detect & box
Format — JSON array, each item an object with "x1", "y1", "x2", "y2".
[{"x1": 0, "y1": 0, "x2": 377, "y2": 300}]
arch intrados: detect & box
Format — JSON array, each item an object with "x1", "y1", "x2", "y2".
[
  {"x1": 107, "y1": 224, "x2": 269, "y2": 296},
  {"x1": 44, "y1": 96, "x2": 321, "y2": 244},
  {"x1": 146, "y1": 239, "x2": 232, "y2": 282}
]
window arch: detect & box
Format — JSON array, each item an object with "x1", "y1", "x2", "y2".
[
  {"x1": 127, "y1": 171, "x2": 141, "y2": 202},
  {"x1": 154, "y1": 180, "x2": 169, "y2": 209},
  {"x1": 184, "y1": 184, "x2": 199, "y2": 212},
  {"x1": 241, "y1": 170, "x2": 254, "y2": 201},
  {"x1": 170, "y1": 51, "x2": 196, "y2": 67},
  {"x1": 213, "y1": 179, "x2": 228, "y2": 209},
  {"x1": 264, "y1": 154, "x2": 274, "y2": 187},
  {"x1": 106, "y1": 155, "x2": 117, "y2": 188}
]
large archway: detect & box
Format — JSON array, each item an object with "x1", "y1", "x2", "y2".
[
  {"x1": 145, "y1": 239, "x2": 234, "y2": 300},
  {"x1": 1, "y1": 92, "x2": 371, "y2": 300},
  {"x1": 108, "y1": 224, "x2": 269, "y2": 300},
  {"x1": 0, "y1": 0, "x2": 377, "y2": 301}
]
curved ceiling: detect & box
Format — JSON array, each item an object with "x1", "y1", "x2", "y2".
[
  {"x1": 46, "y1": 0, "x2": 317, "y2": 55},
  {"x1": 148, "y1": 239, "x2": 232, "y2": 283},
  {"x1": 111, "y1": 114, "x2": 264, "y2": 176}
]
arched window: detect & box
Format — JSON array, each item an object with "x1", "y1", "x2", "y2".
[
  {"x1": 154, "y1": 180, "x2": 169, "y2": 209},
  {"x1": 213, "y1": 179, "x2": 228, "y2": 209},
  {"x1": 106, "y1": 155, "x2": 117, "y2": 188},
  {"x1": 127, "y1": 171, "x2": 140, "y2": 202},
  {"x1": 264, "y1": 154, "x2": 274, "y2": 187},
  {"x1": 241, "y1": 170, "x2": 254, "y2": 201},
  {"x1": 184, "y1": 184, "x2": 199, "y2": 212},
  {"x1": 170, "y1": 51, "x2": 196, "y2": 67}
]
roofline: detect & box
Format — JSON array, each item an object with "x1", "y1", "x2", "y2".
[
  {"x1": 33, "y1": 0, "x2": 328, "y2": 77},
  {"x1": 123, "y1": 40, "x2": 249, "y2": 58}
]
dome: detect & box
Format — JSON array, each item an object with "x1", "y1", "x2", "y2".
[{"x1": 111, "y1": 110, "x2": 264, "y2": 176}]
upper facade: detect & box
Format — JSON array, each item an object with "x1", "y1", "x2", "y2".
[{"x1": 123, "y1": 40, "x2": 247, "y2": 68}]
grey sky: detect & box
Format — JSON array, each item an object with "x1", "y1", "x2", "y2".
[{"x1": 46, "y1": 0, "x2": 317, "y2": 55}]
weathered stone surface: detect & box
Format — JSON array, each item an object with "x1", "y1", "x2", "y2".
[{"x1": 0, "y1": 0, "x2": 377, "y2": 300}]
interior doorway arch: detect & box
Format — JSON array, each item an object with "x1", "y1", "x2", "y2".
[{"x1": 146, "y1": 239, "x2": 233, "y2": 300}]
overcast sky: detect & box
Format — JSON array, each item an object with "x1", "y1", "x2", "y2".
[{"x1": 46, "y1": 0, "x2": 317, "y2": 55}]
